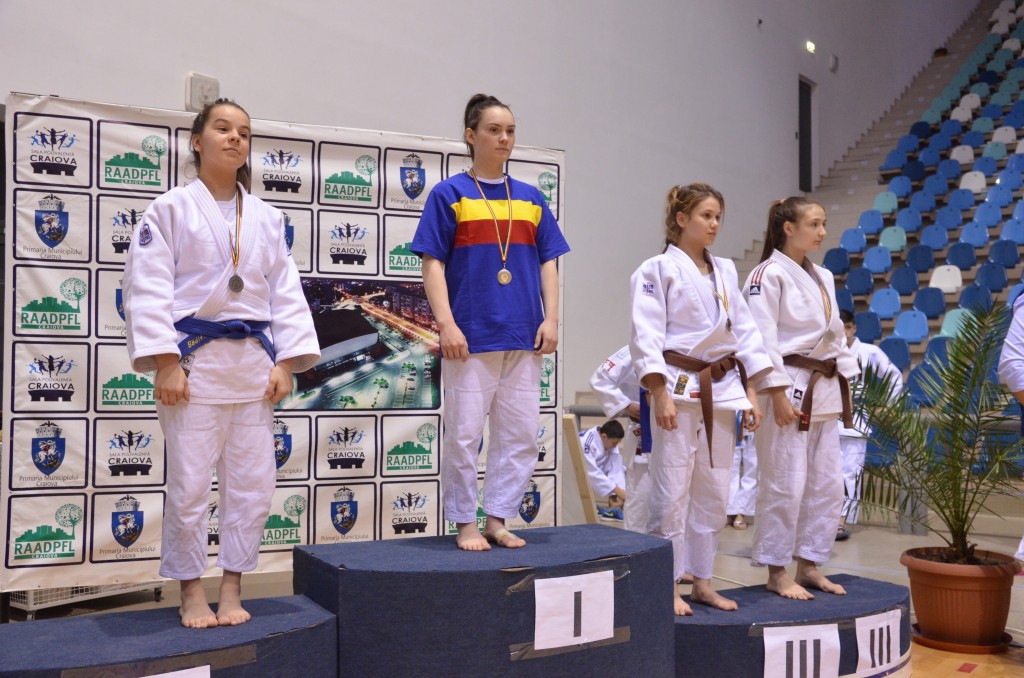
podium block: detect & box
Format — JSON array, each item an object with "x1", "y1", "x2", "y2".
[
  {"x1": 0, "y1": 595, "x2": 336, "y2": 678},
  {"x1": 294, "y1": 524, "x2": 675, "y2": 677},
  {"x1": 674, "y1": 574, "x2": 911, "y2": 677}
]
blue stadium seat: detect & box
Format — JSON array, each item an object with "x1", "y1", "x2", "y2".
[
  {"x1": 913, "y1": 286, "x2": 946, "y2": 319},
  {"x1": 839, "y1": 227, "x2": 867, "y2": 253},
  {"x1": 923, "y1": 174, "x2": 950, "y2": 197},
  {"x1": 906, "y1": 363, "x2": 938, "y2": 407},
  {"x1": 1008, "y1": 282, "x2": 1024, "y2": 305},
  {"x1": 940, "y1": 119, "x2": 963, "y2": 137},
  {"x1": 869, "y1": 288, "x2": 902, "y2": 319},
  {"x1": 935, "y1": 205, "x2": 963, "y2": 230},
  {"x1": 1006, "y1": 110, "x2": 1024, "y2": 129},
  {"x1": 896, "y1": 207, "x2": 923, "y2": 233},
  {"x1": 823, "y1": 247, "x2": 850, "y2": 275},
  {"x1": 959, "y1": 283, "x2": 994, "y2": 312},
  {"x1": 889, "y1": 265, "x2": 920, "y2": 296},
  {"x1": 835, "y1": 287, "x2": 855, "y2": 314},
  {"x1": 974, "y1": 201, "x2": 1003, "y2": 228},
  {"x1": 981, "y1": 102, "x2": 1004, "y2": 119},
  {"x1": 959, "y1": 220, "x2": 991, "y2": 248},
  {"x1": 893, "y1": 310, "x2": 929, "y2": 344},
  {"x1": 974, "y1": 155, "x2": 999, "y2": 176},
  {"x1": 946, "y1": 188, "x2": 975, "y2": 212},
  {"x1": 904, "y1": 244, "x2": 935, "y2": 273},
  {"x1": 880, "y1": 149, "x2": 907, "y2": 172},
  {"x1": 888, "y1": 175, "x2": 913, "y2": 198},
  {"x1": 1013, "y1": 200, "x2": 1024, "y2": 221},
  {"x1": 879, "y1": 337, "x2": 912, "y2": 373},
  {"x1": 988, "y1": 238, "x2": 1021, "y2": 267},
  {"x1": 863, "y1": 245, "x2": 893, "y2": 274},
  {"x1": 962, "y1": 130, "x2": 986, "y2": 148},
  {"x1": 910, "y1": 120, "x2": 933, "y2": 139},
  {"x1": 858, "y1": 210, "x2": 884, "y2": 235},
  {"x1": 945, "y1": 241, "x2": 977, "y2": 270},
  {"x1": 897, "y1": 134, "x2": 920, "y2": 154},
  {"x1": 1001, "y1": 217, "x2": 1024, "y2": 244},
  {"x1": 873, "y1": 191, "x2": 899, "y2": 215},
  {"x1": 855, "y1": 311, "x2": 882, "y2": 344},
  {"x1": 910, "y1": 191, "x2": 936, "y2": 214},
  {"x1": 924, "y1": 335, "x2": 951, "y2": 366},
  {"x1": 996, "y1": 168, "x2": 1023, "y2": 190},
  {"x1": 937, "y1": 158, "x2": 963, "y2": 182},
  {"x1": 903, "y1": 160, "x2": 927, "y2": 182},
  {"x1": 928, "y1": 132, "x2": 953, "y2": 153},
  {"x1": 1009, "y1": 155, "x2": 1024, "y2": 174},
  {"x1": 878, "y1": 226, "x2": 908, "y2": 252},
  {"x1": 845, "y1": 267, "x2": 874, "y2": 296},
  {"x1": 976, "y1": 261, "x2": 1009, "y2": 292},
  {"x1": 919, "y1": 224, "x2": 949, "y2": 251},
  {"x1": 986, "y1": 183, "x2": 1014, "y2": 208}
]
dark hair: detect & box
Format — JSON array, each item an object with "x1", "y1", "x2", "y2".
[
  {"x1": 759, "y1": 196, "x2": 822, "y2": 262},
  {"x1": 840, "y1": 309, "x2": 854, "y2": 324},
  {"x1": 190, "y1": 98, "x2": 251, "y2": 191},
  {"x1": 599, "y1": 420, "x2": 625, "y2": 439},
  {"x1": 463, "y1": 93, "x2": 512, "y2": 159},
  {"x1": 663, "y1": 183, "x2": 725, "y2": 251}
]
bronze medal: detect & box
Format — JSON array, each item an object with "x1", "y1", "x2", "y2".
[{"x1": 229, "y1": 274, "x2": 244, "y2": 293}]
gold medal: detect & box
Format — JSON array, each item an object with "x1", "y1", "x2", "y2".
[
  {"x1": 469, "y1": 170, "x2": 514, "y2": 284},
  {"x1": 497, "y1": 268, "x2": 512, "y2": 285}
]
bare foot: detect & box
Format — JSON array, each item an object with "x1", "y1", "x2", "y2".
[
  {"x1": 673, "y1": 581, "x2": 692, "y2": 616},
  {"x1": 455, "y1": 522, "x2": 491, "y2": 551},
  {"x1": 691, "y1": 579, "x2": 738, "y2": 611},
  {"x1": 216, "y1": 571, "x2": 252, "y2": 626},
  {"x1": 796, "y1": 561, "x2": 846, "y2": 595},
  {"x1": 484, "y1": 527, "x2": 526, "y2": 548},
  {"x1": 766, "y1": 565, "x2": 815, "y2": 600},
  {"x1": 179, "y1": 578, "x2": 218, "y2": 629}
]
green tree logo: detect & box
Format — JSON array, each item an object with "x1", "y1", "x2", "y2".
[
  {"x1": 141, "y1": 135, "x2": 168, "y2": 169},
  {"x1": 59, "y1": 277, "x2": 88, "y2": 312},
  {"x1": 284, "y1": 495, "x2": 307, "y2": 527},
  {"x1": 355, "y1": 154, "x2": 377, "y2": 184},
  {"x1": 417, "y1": 423, "x2": 438, "y2": 451},
  {"x1": 538, "y1": 171, "x2": 557, "y2": 203},
  {"x1": 56, "y1": 503, "x2": 84, "y2": 538}
]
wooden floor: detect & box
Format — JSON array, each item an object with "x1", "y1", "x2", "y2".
[{"x1": 911, "y1": 643, "x2": 1024, "y2": 676}]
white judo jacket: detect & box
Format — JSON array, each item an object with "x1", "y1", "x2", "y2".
[{"x1": 589, "y1": 345, "x2": 641, "y2": 419}]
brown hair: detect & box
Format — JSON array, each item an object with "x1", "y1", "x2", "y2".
[
  {"x1": 759, "y1": 196, "x2": 821, "y2": 262},
  {"x1": 190, "y1": 98, "x2": 252, "y2": 191},
  {"x1": 663, "y1": 183, "x2": 725, "y2": 250},
  {"x1": 463, "y1": 93, "x2": 512, "y2": 159}
]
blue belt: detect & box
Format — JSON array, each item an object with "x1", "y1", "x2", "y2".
[{"x1": 174, "y1": 317, "x2": 276, "y2": 363}]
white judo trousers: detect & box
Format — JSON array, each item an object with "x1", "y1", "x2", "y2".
[
  {"x1": 752, "y1": 398, "x2": 844, "y2": 566},
  {"x1": 158, "y1": 399, "x2": 276, "y2": 580},
  {"x1": 647, "y1": 404, "x2": 736, "y2": 581},
  {"x1": 624, "y1": 452, "x2": 652, "y2": 534},
  {"x1": 441, "y1": 350, "x2": 540, "y2": 523},
  {"x1": 840, "y1": 435, "x2": 867, "y2": 524},
  {"x1": 728, "y1": 429, "x2": 758, "y2": 517}
]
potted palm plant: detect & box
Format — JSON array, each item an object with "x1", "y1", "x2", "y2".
[{"x1": 857, "y1": 303, "x2": 1023, "y2": 653}]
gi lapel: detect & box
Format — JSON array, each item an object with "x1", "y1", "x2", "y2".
[{"x1": 667, "y1": 245, "x2": 719, "y2": 323}]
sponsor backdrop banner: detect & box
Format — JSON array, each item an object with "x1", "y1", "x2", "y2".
[{"x1": 1, "y1": 93, "x2": 566, "y2": 590}]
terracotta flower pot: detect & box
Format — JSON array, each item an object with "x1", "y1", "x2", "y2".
[{"x1": 900, "y1": 546, "x2": 1021, "y2": 652}]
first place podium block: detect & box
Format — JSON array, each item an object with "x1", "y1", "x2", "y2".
[{"x1": 294, "y1": 524, "x2": 675, "y2": 678}]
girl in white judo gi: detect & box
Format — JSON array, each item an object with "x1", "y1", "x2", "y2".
[
  {"x1": 630, "y1": 183, "x2": 772, "y2": 616},
  {"x1": 743, "y1": 196, "x2": 858, "y2": 600},
  {"x1": 123, "y1": 99, "x2": 320, "y2": 628}
]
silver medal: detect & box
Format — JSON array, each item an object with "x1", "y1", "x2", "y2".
[{"x1": 229, "y1": 274, "x2": 244, "y2": 293}]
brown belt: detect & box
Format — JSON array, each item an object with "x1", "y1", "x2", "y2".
[
  {"x1": 782, "y1": 354, "x2": 854, "y2": 432},
  {"x1": 663, "y1": 350, "x2": 748, "y2": 467}
]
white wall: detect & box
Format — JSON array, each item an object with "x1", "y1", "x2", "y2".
[{"x1": 0, "y1": 0, "x2": 977, "y2": 402}]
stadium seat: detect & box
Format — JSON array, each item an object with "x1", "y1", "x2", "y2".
[
  {"x1": 896, "y1": 134, "x2": 919, "y2": 154},
  {"x1": 863, "y1": 245, "x2": 892, "y2": 274},
  {"x1": 887, "y1": 175, "x2": 912, "y2": 198},
  {"x1": 951, "y1": 106, "x2": 973, "y2": 124},
  {"x1": 974, "y1": 201, "x2": 1003, "y2": 228},
  {"x1": 924, "y1": 335, "x2": 951, "y2": 366},
  {"x1": 869, "y1": 288, "x2": 902, "y2": 319},
  {"x1": 903, "y1": 159, "x2": 926, "y2": 181},
  {"x1": 910, "y1": 191, "x2": 936, "y2": 214},
  {"x1": 909, "y1": 120, "x2": 933, "y2": 139},
  {"x1": 855, "y1": 311, "x2": 882, "y2": 343},
  {"x1": 972, "y1": 116, "x2": 995, "y2": 134},
  {"x1": 845, "y1": 267, "x2": 875, "y2": 296},
  {"x1": 963, "y1": 130, "x2": 987, "y2": 148},
  {"x1": 969, "y1": 82, "x2": 991, "y2": 98},
  {"x1": 839, "y1": 227, "x2": 867, "y2": 253},
  {"x1": 993, "y1": 125, "x2": 1018, "y2": 144},
  {"x1": 913, "y1": 286, "x2": 946, "y2": 319},
  {"x1": 1007, "y1": 154, "x2": 1024, "y2": 173},
  {"x1": 981, "y1": 103, "x2": 1004, "y2": 119},
  {"x1": 1008, "y1": 282, "x2": 1024, "y2": 305},
  {"x1": 973, "y1": 155, "x2": 999, "y2": 177},
  {"x1": 879, "y1": 149, "x2": 907, "y2": 172},
  {"x1": 938, "y1": 308, "x2": 971, "y2": 337},
  {"x1": 823, "y1": 247, "x2": 850, "y2": 275},
  {"x1": 935, "y1": 205, "x2": 963, "y2": 230},
  {"x1": 1014, "y1": 200, "x2": 1024, "y2": 221},
  {"x1": 951, "y1": 144, "x2": 976, "y2": 164},
  {"x1": 893, "y1": 310, "x2": 929, "y2": 344},
  {"x1": 946, "y1": 241, "x2": 978, "y2": 270},
  {"x1": 929, "y1": 264, "x2": 964, "y2": 293},
  {"x1": 940, "y1": 119, "x2": 963, "y2": 137},
  {"x1": 960, "y1": 92, "x2": 983, "y2": 110},
  {"x1": 904, "y1": 243, "x2": 935, "y2": 273},
  {"x1": 959, "y1": 170, "x2": 988, "y2": 193},
  {"x1": 984, "y1": 141, "x2": 1009, "y2": 160},
  {"x1": 937, "y1": 158, "x2": 963, "y2": 183},
  {"x1": 919, "y1": 224, "x2": 949, "y2": 251},
  {"x1": 878, "y1": 225, "x2": 908, "y2": 252},
  {"x1": 906, "y1": 363, "x2": 938, "y2": 407},
  {"x1": 879, "y1": 337, "x2": 912, "y2": 373},
  {"x1": 959, "y1": 283, "x2": 994, "y2": 312},
  {"x1": 996, "y1": 167, "x2": 1023, "y2": 190},
  {"x1": 987, "y1": 182, "x2": 1015, "y2": 208},
  {"x1": 975, "y1": 261, "x2": 1009, "y2": 292},
  {"x1": 858, "y1": 210, "x2": 884, "y2": 235},
  {"x1": 835, "y1": 287, "x2": 855, "y2": 314},
  {"x1": 872, "y1": 191, "x2": 899, "y2": 215},
  {"x1": 923, "y1": 174, "x2": 950, "y2": 197},
  {"x1": 929, "y1": 132, "x2": 954, "y2": 152},
  {"x1": 946, "y1": 188, "x2": 975, "y2": 212},
  {"x1": 1000, "y1": 217, "x2": 1024, "y2": 244},
  {"x1": 896, "y1": 207, "x2": 923, "y2": 233},
  {"x1": 960, "y1": 221, "x2": 991, "y2": 248},
  {"x1": 989, "y1": 238, "x2": 1021, "y2": 267},
  {"x1": 889, "y1": 265, "x2": 920, "y2": 296}
]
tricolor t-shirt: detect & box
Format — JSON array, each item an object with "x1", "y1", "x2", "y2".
[{"x1": 411, "y1": 172, "x2": 570, "y2": 353}]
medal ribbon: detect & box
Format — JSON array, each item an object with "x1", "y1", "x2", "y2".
[
  {"x1": 229, "y1": 190, "x2": 241, "y2": 272},
  {"x1": 469, "y1": 169, "x2": 513, "y2": 274}
]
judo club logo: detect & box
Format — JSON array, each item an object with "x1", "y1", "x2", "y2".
[
  {"x1": 13, "y1": 503, "x2": 82, "y2": 560},
  {"x1": 31, "y1": 421, "x2": 66, "y2": 476},
  {"x1": 35, "y1": 193, "x2": 69, "y2": 248},
  {"x1": 20, "y1": 276, "x2": 86, "y2": 332},
  {"x1": 110, "y1": 495, "x2": 144, "y2": 548},
  {"x1": 102, "y1": 373, "x2": 155, "y2": 407},
  {"x1": 323, "y1": 154, "x2": 376, "y2": 202},
  {"x1": 110, "y1": 207, "x2": 143, "y2": 254},
  {"x1": 325, "y1": 425, "x2": 367, "y2": 470},
  {"x1": 386, "y1": 423, "x2": 436, "y2": 472},
  {"x1": 519, "y1": 480, "x2": 541, "y2": 524},
  {"x1": 261, "y1": 148, "x2": 302, "y2": 193},
  {"x1": 28, "y1": 125, "x2": 79, "y2": 176},
  {"x1": 400, "y1": 153, "x2": 425, "y2": 200},
  {"x1": 106, "y1": 428, "x2": 155, "y2": 476},
  {"x1": 263, "y1": 495, "x2": 306, "y2": 546},
  {"x1": 538, "y1": 171, "x2": 557, "y2": 205},
  {"x1": 331, "y1": 486, "x2": 358, "y2": 536},
  {"x1": 26, "y1": 353, "x2": 77, "y2": 402},
  {"x1": 391, "y1": 491, "x2": 428, "y2": 534},
  {"x1": 329, "y1": 222, "x2": 368, "y2": 266},
  {"x1": 273, "y1": 419, "x2": 292, "y2": 469},
  {"x1": 104, "y1": 135, "x2": 167, "y2": 186}
]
